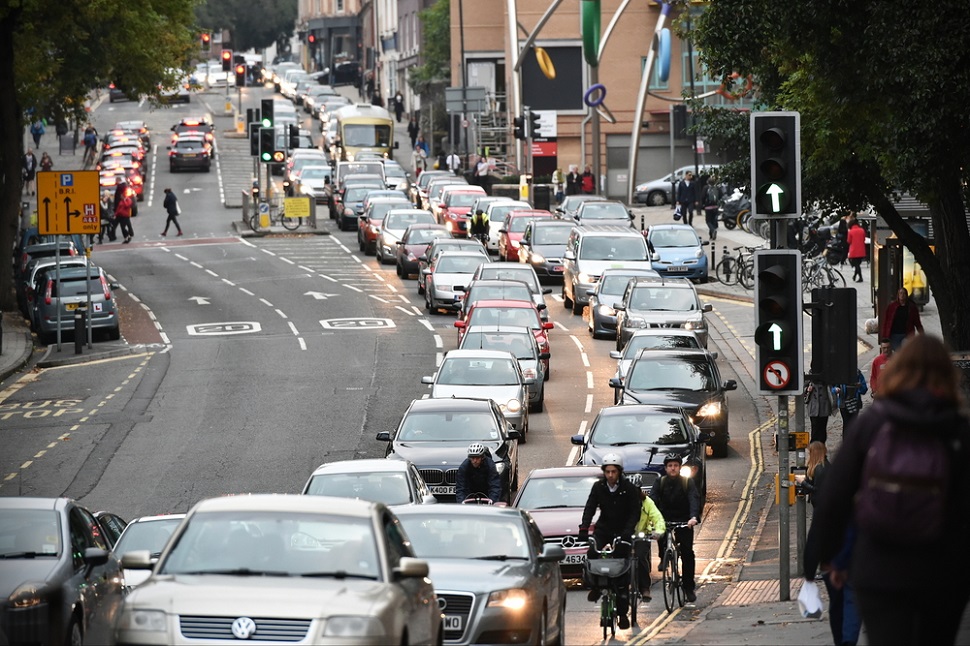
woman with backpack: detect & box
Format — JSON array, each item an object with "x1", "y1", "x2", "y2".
[
  {"x1": 700, "y1": 174, "x2": 721, "y2": 240},
  {"x1": 815, "y1": 335, "x2": 970, "y2": 645}
]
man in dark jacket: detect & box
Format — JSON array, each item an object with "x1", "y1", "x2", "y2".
[
  {"x1": 455, "y1": 443, "x2": 501, "y2": 503},
  {"x1": 676, "y1": 172, "x2": 699, "y2": 226},
  {"x1": 579, "y1": 453, "x2": 641, "y2": 629},
  {"x1": 650, "y1": 454, "x2": 701, "y2": 602}
]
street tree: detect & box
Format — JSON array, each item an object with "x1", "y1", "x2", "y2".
[
  {"x1": 691, "y1": 0, "x2": 970, "y2": 350},
  {"x1": 0, "y1": 0, "x2": 198, "y2": 312},
  {"x1": 195, "y1": 0, "x2": 297, "y2": 52}
]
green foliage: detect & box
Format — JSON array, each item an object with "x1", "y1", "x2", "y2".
[
  {"x1": 196, "y1": 0, "x2": 296, "y2": 51},
  {"x1": 409, "y1": 0, "x2": 450, "y2": 90}
]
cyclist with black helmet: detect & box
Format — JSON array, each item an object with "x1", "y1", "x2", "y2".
[
  {"x1": 578, "y1": 453, "x2": 641, "y2": 630},
  {"x1": 650, "y1": 454, "x2": 701, "y2": 602},
  {"x1": 455, "y1": 443, "x2": 502, "y2": 503}
]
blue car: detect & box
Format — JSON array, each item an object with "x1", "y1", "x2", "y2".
[{"x1": 646, "y1": 224, "x2": 710, "y2": 281}]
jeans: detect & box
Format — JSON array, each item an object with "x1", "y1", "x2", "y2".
[
  {"x1": 810, "y1": 416, "x2": 829, "y2": 445},
  {"x1": 163, "y1": 213, "x2": 182, "y2": 234},
  {"x1": 823, "y1": 574, "x2": 861, "y2": 645},
  {"x1": 117, "y1": 216, "x2": 133, "y2": 240}
]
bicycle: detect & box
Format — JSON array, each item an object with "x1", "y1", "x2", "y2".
[
  {"x1": 245, "y1": 201, "x2": 303, "y2": 232},
  {"x1": 584, "y1": 537, "x2": 633, "y2": 639},
  {"x1": 801, "y1": 254, "x2": 846, "y2": 293},
  {"x1": 660, "y1": 522, "x2": 691, "y2": 612},
  {"x1": 714, "y1": 244, "x2": 761, "y2": 289}
]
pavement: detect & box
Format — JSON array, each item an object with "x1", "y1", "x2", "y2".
[{"x1": 1, "y1": 84, "x2": 953, "y2": 644}]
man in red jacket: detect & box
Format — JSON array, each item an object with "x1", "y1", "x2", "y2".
[{"x1": 880, "y1": 287, "x2": 923, "y2": 350}]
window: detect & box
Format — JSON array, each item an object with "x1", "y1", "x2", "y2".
[
  {"x1": 384, "y1": 513, "x2": 411, "y2": 568},
  {"x1": 335, "y1": 0, "x2": 344, "y2": 12}
]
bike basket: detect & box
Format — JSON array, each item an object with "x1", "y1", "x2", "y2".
[{"x1": 585, "y1": 558, "x2": 630, "y2": 587}]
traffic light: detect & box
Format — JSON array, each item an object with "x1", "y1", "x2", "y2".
[
  {"x1": 288, "y1": 123, "x2": 300, "y2": 150},
  {"x1": 249, "y1": 123, "x2": 260, "y2": 157},
  {"x1": 308, "y1": 34, "x2": 316, "y2": 44},
  {"x1": 528, "y1": 110, "x2": 541, "y2": 138},
  {"x1": 235, "y1": 64, "x2": 246, "y2": 87},
  {"x1": 221, "y1": 49, "x2": 232, "y2": 72},
  {"x1": 810, "y1": 287, "x2": 858, "y2": 384},
  {"x1": 259, "y1": 127, "x2": 274, "y2": 162},
  {"x1": 513, "y1": 115, "x2": 526, "y2": 140},
  {"x1": 260, "y1": 98, "x2": 274, "y2": 128},
  {"x1": 750, "y1": 111, "x2": 801, "y2": 218},
  {"x1": 200, "y1": 32, "x2": 211, "y2": 52},
  {"x1": 753, "y1": 249, "x2": 804, "y2": 395}
]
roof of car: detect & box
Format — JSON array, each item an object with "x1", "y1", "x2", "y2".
[
  {"x1": 0, "y1": 496, "x2": 71, "y2": 511},
  {"x1": 308, "y1": 458, "x2": 413, "y2": 477},
  {"x1": 126, "y1": 513, "x2": 187, "y2": 524},
  {"x1": 469, "y1": 299, "x2": 538, "y2": 310},
  {"x1": 443, "y1": 348, "x2": 518, "y2": 361},
  {"x1": 393, "y1": 505, "x2": 524, "y2": 520},
  {"x1": 192, "y1": 493, "x2": 379, "y2": 516},
  {"x1": 596, "y1": 403, "x2": 687, "y2": 418},
  {"x1": 520, "y1": 466, "x2": 603, "y2": 480},
  {"x1": 405, "y1": 397, "x2": 495, "y2": 413},
  {"x1": 575, "y1": 225, "x2": 644, "y2": 235}
]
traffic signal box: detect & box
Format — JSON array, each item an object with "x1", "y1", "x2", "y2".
[
  {"x1": 221, "y1": 49, "x2": 232, "y2": 72},
  {"x1": 754, "y1": 250, "x2": 804, "y2": 395},
  {"x1": 260, "y1": 98, "x2": 274, "y2": 129},
  {"x1": 259, "y1": 128, "x2": 275, "y2": 163},
  {"x1": 750, "y1": 112, "x2": 801, "y2": 218},
  {"x1": 513, "y1": 115, "x2": 526, "y2": 140},
  {"x1": 528, "y1": 110, "x2": 541, "y2": 139},
  {"x1": 288, "y1": 124, "x2": 300, "y2": 150},
  {"x1": 235, "y1": 64, "x2": 246, "y2": 87},
  {"x1": 200, "y1": 32, "x2": 211, "y2": 52},
  {"x1": 809, "y1": 287, "x2": 858, "y2": 385}
]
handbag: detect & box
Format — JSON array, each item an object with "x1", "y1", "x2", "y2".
[
  {"x1": 797, "y1": 580, "x2": 823, "y2": 619},
  {"x1": 673, "y1": 204, "x2": 682, "y2": 221},
  {"x1": 843, "y1": 394, "x2": 861, "y2": 414},
  {"x1": 176, "y1": 203, "x2": 181, "y2": 215}
]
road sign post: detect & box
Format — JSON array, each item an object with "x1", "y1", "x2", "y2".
[{"x1": 36, "y1": 171, "x2": 100, "y2": 235}]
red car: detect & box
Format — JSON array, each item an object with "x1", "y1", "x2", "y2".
[
  {"x1": 437, "y1": 187, "x2": 487, "y2": 237},
  {"x1": 512, "y1": 466, "x2": 603, "y2": 578},
  {"x1": 455, "y1": 299, "x2": 553, "y2": 376},
  {"x1": 498, "y1": 210, "x2": 554, "y2": 261}
]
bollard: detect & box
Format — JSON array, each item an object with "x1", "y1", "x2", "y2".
[{"x1": 73, "y1": 309, "x2": 86, "y2": 355}]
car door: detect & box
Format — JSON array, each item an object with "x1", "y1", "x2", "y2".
[
  {"x1": 69, "y1": 505, "x2": 123, "y2": 643},
  {"x1": 527, "y1": 516, "x2": 563, "y2": 634},
  {"x1": 382, "y1": 512, "x2": 437, "y2": 642},
  {"x1": 408, "y1": 464, "x2": 435, "y2": 504}
]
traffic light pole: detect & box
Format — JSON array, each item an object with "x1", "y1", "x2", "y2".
[{"x1": 778, "y1": 397, "x2": 790, "y2": 601}]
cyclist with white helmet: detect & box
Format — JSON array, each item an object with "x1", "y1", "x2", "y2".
[
  {"x1": 578, "y1": 453, "x2": 641, "y2": 629},
  {"x1": 455, "y1": 443, "x2": 502, "y2": 503},
  {"x1": 650, "y1": 453, "x2": 701, "y2": 602}
]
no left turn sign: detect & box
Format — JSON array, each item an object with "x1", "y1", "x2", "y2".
[{"x1": 763, "y1": 360, "x2": 792, "y2": 390}]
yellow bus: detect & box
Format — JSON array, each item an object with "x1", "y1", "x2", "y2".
[{"x1": 333, "y1": 104, "x2": 398, "y2": 162}]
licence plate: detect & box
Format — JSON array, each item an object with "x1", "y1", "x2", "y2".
[
  {"x1": 430, "y1": 485, "x2": 455, "y2": 495},
  {"x1": 563, "y1": 553, "x2": 587, "y2": 564},
  {"x1": 65, "y1": 303, "x2": 79, "y2": 311},
  {"x1": 182, "y1": 153, "x2": 197, "y2": 158},
  {"x1": 552, "y1": 266, "x2": 564, "y2": 272},
  {"x1": 668, "y1": 266, "x2": 688, "y2": 272},
  {"x1": 444, "y1": 616, "x2": 463, "y2": 631}
]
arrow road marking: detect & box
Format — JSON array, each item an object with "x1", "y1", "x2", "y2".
[
  {"x1": 305, "y1": 292, "x2": 339, "y2": 300},
  {"x1": 189, "y1": 296, "x2": 211, "y2": 305}
]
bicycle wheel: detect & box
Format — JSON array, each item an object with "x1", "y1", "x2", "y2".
[
  {"x1": 825, "y1": 267, "x2": 846, "y2": 288},
  {"x1": 629, "y1": 557, "x2": 639, "y2": 625},
  {"x1": 674, "y1": 552, "x2": 685, "y2": 608},
  {"x1": 281, "y1": 215, "x2": 301, "y2": 231},
  {"x1": 714, "y1": 256, "x2": 738, "y2": 285},
  {"x1": 737, "y1": 258, "x2": 755, "y2": 290},
  {"x1": 662, "y1": 547, "x2": 677, "y2": 613}
]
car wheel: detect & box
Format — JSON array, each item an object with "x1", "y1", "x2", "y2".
[
  {"x1": 376, "y1": 245, "x2": 384, "y2": 263},
  {"x1": 396, "y1": 262, "x2": 402, "y2": 277},
  {"x1": 530, "y1": 391, "x2": 544, "y2": 413},
  {"x1": 571, "y1": 298, "x2": 583, "y2": 315},
  {"x1": 107, "y1": 326, "x2": 121, "y2": 341},
  {"x1": 417, "y1": 279, "x2": 425, "y2": 295},
  {"x1": 358, "y1": 233, "x2": 365, "y2": 251},
  {"x1": 710, "y1": 440, "x2": 729, "y2": 458},
  {"x1": 562, "y1": 285, "x2": 572, "y2": 310},
  {"x1": 537, "y1": 605, "x2": 548, "y2": 646},
  {"x1": 170, "y1": 164, "x2": 176, "y2": 173},
  {"x1": 553, "y1": 601, "x2": 566, "y2": 645},
  {"x1": 648, "y1": 191, "x2": 666, "y2": 207},
  {"x1": 66, "y1": 616, "x2": 82, "y2": 646}
]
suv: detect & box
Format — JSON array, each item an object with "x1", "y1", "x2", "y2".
[
  {"x1": 609, "y1": 348, "x2": 737, "y2": 457},
  {"x1": 645, "y1": 223, "x2": 710, "y2": 282},
  {"x1": 613, "y1": 276, "x2": 712, "y2": 349},
  {"x1": 561, "y1": 226, "x2": 655, "y2": 315},
  {"x1": 31, "y1": 266, "x2": 120, "y2": 344}
]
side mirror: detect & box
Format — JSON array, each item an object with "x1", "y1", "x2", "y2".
[
  {"x1": 120, "y1": 550, "x2": 153, "y2": 570},
  {"x1": 523, "y1": 377, "x2": 536, "y2": 386},
  {"x1": 613, "y1": 304, "x2": 626, "y2": 311},
  {"x1": 570, "y1": 434, "x2": 586, "y2": 446},
  {"x1": 586, "y1": 289, "x2": 596, "y2": 296},
  {"x1": 394, "y1": 141, "x2": 400, "y2": 150},
  {"x1": 394, "y1": 556, "x2": 429, "y2": 579},
  {"x1": 541, "y1": 287, "x2": 552, "y2": 295},
  {"x1": 540, "y1": 544, "x2": 566, "y2": 562},
  {"x1": 538, "y1": 352, "x2": 550, "y2": 360},
  {"x1": 702, "y1": 240, "x2": 710, "y2": 247},
  {"x1": 563, "y1": 251, "x2": 576, "y2": 260},
  {"x1": 454, "y1": 320, "x2": 466, "y2": 329},
  {"x1": 498, "y1": 228, "x2": 508, "y2": 234},
  {"x1": 536, "y1": 303, "x2": 546, "y2": 311},
  {"x1": 698, "y1": 431, "x2": 713, "y2": 443},
  {"x1": 723, "y1": 379, "x2": 738, "y2": 391},
  {"x1": 507, "y1": 429, "x2": 523, "y2": 441},
  {"x1": 421, "y1": 375, "x2": 434, "y2": 384},
  {"x1": 375, "y1": 431, "x2": 392, "y2": 442},
  {"x1": 421, "y1": 494, "x2": 438, "y2": 505},
  {"x1": 541, "y1": 322, "x2": 554, "y2": 330},
  {"x1": 609, "y1": 350, "x2": 621, "y2": 360},
  {"x1": 702, "y1": 303, "x2": 713, "y2": 313},
  {"x1": 609, "y1": 377, "x2": 623, "y2": 389}
]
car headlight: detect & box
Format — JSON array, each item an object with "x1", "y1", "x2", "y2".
[
  {"x1": 597, "y1": 304, "x2": 615, "y2": 316},
  {"x1": 322, "y1": 616, "x2": 386, "y2": 637},
  {"x1": 530, "y1": 253, "x2": 546, "y2": 264},
  {"x1": 119, "y1": 608, "x2": 167, "y2": 632},
  {"x1": 488, "y1": 588, "x2": 529, "y2": 611},
  {"x1": 9, "y1": 582, "x2": 45, "y2": 608},
  {"x1": 626, "y1": 317, "x2": 646, "y2": 328},
  {"x1": 521, "y1": 367, "x2": 538, "y2": 380},
  {"x1": 578, "y1": 272, "x2": 591, "y2": 284},
  {"x1": 680, "y1": 464, "x2": 697, "y2": 479},
  {"x1": 697, "y1": 401, "x2": 722, "y2": 417},
  {"x1": 694, "y1": 248, "x2": 705, "y2": 259},
  {"x1": 503, "y1": 399, "x2": 522, "y2": 414},
  {"x1": 683, "y1": 320, "x2": 706, "y2": 331}
]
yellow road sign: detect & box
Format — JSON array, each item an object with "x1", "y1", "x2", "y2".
[
  {"x1": 284, "y1": 197, "x2": 311, "y2": 219},
  {"x1": 36, "y1": 171, "x2": 101, "y2": 235}
]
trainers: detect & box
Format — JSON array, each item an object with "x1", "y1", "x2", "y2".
[
  {"x1": 618, "y1": 615, "x2": 630, "y2": 630},
  {"x1": 685, "y1": 590, "x2": 697, "y2": 603},
  {"x1": 177, "y1": 232, "x2": 183, "y2": 236},
  {"x1": 587, "y1": 589, "x2": 601, "y2": 603},
  {"x1": 123, "y1": 238, "x2": 131, "y2": 244},
  {"x1": 160, "y1": 232, "x2": 166, "y2": 236}
]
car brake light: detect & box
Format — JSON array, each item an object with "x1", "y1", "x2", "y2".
[
  {"x1": 20, "y1": 253, "x2": 29, "y2": 273},
  {"x1": 100, "y1": 274, "x2": 111, "y2": 300},
  {"x1": 44, "y1": 279, "x2": 52, "y2": 305}
]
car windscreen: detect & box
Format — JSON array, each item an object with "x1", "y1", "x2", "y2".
[
  {"x1": 468, "y1": 307, "x2": 540, "y2": 329},
  {"x1": 386, "y1": 212, "x2": 434, "y2": 231},
  {"x1": 630, "y1": 287, "x2": 698, "y2": 311},
  {"x1": 300, "y1": 167, "x2": 331, "y2": 180},
  {"x1": 508, "y1": 215, "x2": 542, "y2": 233},
  {"x1": 406, "y1": 228, "x2": 449, "y2": 244},
  {"x1": 437, "y1": 357, "x2": 520, "y2": 386},
  {"x1": 445, "y1": 192, "x2": 481, "y2": 207},
  {"x1": 0, "y1": 510, "x2": 61, "y2": 557},
  {"x1": 396, "y1": 410, "x2": 500, "y2": 442},
  {"x1": 114, "y1": 518, "x2": 182, "y2": 557},
  {"x1": 468, "y1": 284, "x2": 533, "y2": 304},
  {"x1": 532, "y1": 226, "x2": 571, "y2": 245},
  {"x1": 434, "y1": 255, "x2": 487, "y2": 274},
  {"x1": 51, "y1": 277, "x2": 101, "y2": 298},
  {"x1": 626, "y1": 357, "x2": 715, "y2": 392},
  {"x1": 514, "y1": 475, "x2": 602, "y2": 510},
  {"x1": 590, "y1": 413, "x2": 689, "y2": 446},
  {"x1": 369, "y1": 202, "x2": 410, "y2": 221},
  {"x1": 344, "y1": 187, "x2": 373, "y2": 202},
  {"x1": 599, "y1": 274, "x2": 640, "y2": 296},
  {"x1": 343, "y1": 124, "x2": 392, "y2": 148},
  {"x1": 651, "y1": 229, "x2": 701, "y2": 247},
  {"x1": 622, "y1": 334, "x2": 700, "y2": 359},
  {"x1": 159, "y1": 511, "x2": 379, "y2": 579},
  {"x1": 305, "y1": 473, "x2": 410, "y2": 507},
  {"x1": 477, "y1": 268, "x2": 539, "y2": 292},
  {"x1": 397, "y1": 515, "x2": 529, "y2": 560},
  {"x1": 580, "y1": 203, "x2": 629, "y2": 219},
  {"x1": 579, "y1": 237, "x2": 648, "y2": 261},
  {"x1": 461, "y1": 332, "x2": 535, "y2": 360}
]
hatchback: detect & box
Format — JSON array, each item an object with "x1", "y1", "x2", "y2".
[
  {"x1": 396, "y1": 223, "x2": 451, "y2": 278},
  {"x1": 646, "y1": 223, "x2": 710, "y2": 281},
  {"x1": 357, "y1": 196, "x2": 411, "y2": 255},
  {"x1": 302, "y1": 458, "x2": 438, "y2": 507},
  {"x1": 167, "y1": 136, "x2": 212, "y2": 172},
  {"x1": 518, "y1": 219, "x2": 574, "y2": 279},
  {"x1": 497, "y1": 210, "x2": 555, "y2": 261},
  {"x1": 378, "y1": 208, "x2": 436, "y2": 264},
  {"x1": 458, "y1": 325, "x2": 548, "y2": 411},
  {"x1": 586, "y1": 267, "x2": 662, "y2": 340},
  {"x1": 31, "y1": 266, "x2": 120, "y2": 344},
  {"x1": 416, "y1": 237, "x2": 488, "y2": 293},
  {"x1": 423, "y1": 251, "x2": 490, "y2": 313}
]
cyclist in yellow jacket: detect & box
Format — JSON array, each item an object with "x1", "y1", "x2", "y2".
[{"x1": 635, "y1": 492, "x2": 666, "y2": 602}]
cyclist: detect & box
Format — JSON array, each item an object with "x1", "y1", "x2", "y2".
[
  {"x1": 578, "y1": 453, "x2": 641, "y2": 630},
  {"x1": 468, "y1": 208, "x2": 490, "y2": 246},
  {"x1": 455, "y1": 443, "x2": 501, "y2": 503},
  {"x1": 82, "y1": 125, "x2": 99, "y2": 164},
  {"x1": 634, "y1": 490, "x2": 666, "y2": 602},
  {"x1": 650, "y1": 454, "x2": 701, "y2": 602}
]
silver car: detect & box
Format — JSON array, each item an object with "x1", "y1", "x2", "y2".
[
  {"x1": 422, "y1": 349, "x2": 533, "y2": 438},
  {"x1": 470, "y1": 262, "x2": 552, "y2": 318},
  {"x1": 613, "y1": 276, "x2": 712, "y2": 349},
  {"x1": 111, "y1": 514, "x2": 186, "y2": 593},
  {"x1": 302, "y1": 458, "x2": 438, "y2": 506},
  {"x1": 423, "y1": 251, "x2": 489, "y2": 313},
  {"x1": 116, "y1": 495, "x2": 441, "y2": 645},
  {"x1": 457, "y1": 325, "x2": 548, "y2": 412},
  {"x1": 378, "y1": 208, "x2": 436, "y2": 265},
  {"x1": 393, "y1": 506, "x2": 566, "y2": 645},
  {"x1": 30, "y1": 265, "x2": 120, "y2": 344}
]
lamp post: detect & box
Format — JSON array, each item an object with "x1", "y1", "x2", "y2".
[{"x1": 459, "y1": 0, "x2": 468, "y2": 165}]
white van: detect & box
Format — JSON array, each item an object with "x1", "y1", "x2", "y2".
[
  {"x1": 561, "y1": 226, "x2": 655, "y2": 315},
  {"x1": 634, "y1": 164, "x2": 720, "y2": 206}
]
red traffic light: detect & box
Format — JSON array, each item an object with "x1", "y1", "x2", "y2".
[
  {"x1": 308, "y1": 34, "x2": 316, "y2": 44},
  {"x1": 235, "y1": 64, "x2": 245, "y2": 74},
  {"x1": 221, "y1": 50, "x2": 232, "y2": 61},
  {"x1": 201, "y1": 33, "x2": 210, "y2": 43}
]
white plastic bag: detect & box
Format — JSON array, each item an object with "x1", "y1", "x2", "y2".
[{"x1": 797, "y1": 580, "x2": 824, "y2": 619}]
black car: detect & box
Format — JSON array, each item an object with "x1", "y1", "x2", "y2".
[
  {"x1": 0, "y1": 497, "x2": 125, "y2": 644},
  {"x1": 168, "y1": 136, "x2": 212, "y2": 172},
  {"x1": 376, "y1": 397, "x2": 521, "y2": 503},
  {"x1": 571, "y1": 404, "x2": 709, "y2": 500},
  {"x1": 609, "y1": 348, "x2": 737, "y2": 458},
  {"x1": 517, "y1": 219, "x2": 574, "y2": 280}
]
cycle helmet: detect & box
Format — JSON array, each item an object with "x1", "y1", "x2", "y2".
[
  {"x1": 601, "y1": 453, "x2": 624, "y2": 471},
  {"x1": 467, "y1": 443, "x2": 487, "y2": 458},
  {"x1": 663, "y1": 453, "x2": 683, "y2": 466}
]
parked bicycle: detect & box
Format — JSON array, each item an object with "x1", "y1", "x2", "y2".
[
  {"x1": 584, "y1": 537, "x2": 633, "y2": 639},
  {"x1": 714, "y1": 244, "x2": 762, "y2": 288},
  {"x1": 244, "y1": 201, "x2": 303, "y2": 232},
  {"x1": 660, "y1": 522, "x2": 691, "y2": 612},
  {"x1": 802, "y1": 253, "x2": 846, "y2": 293}
]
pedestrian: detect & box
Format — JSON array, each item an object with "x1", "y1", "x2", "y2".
[
  {"x1": 804, "y1": 378, "x2": 833, "y2": 445},
  {"x1": 474, "y1": 155, "x2": 491, "y2": 193},
  {"x1": 365, "y1": 72, "x2": 375, "y2": 103},
  {"x1": 580, "y1": 165, "x2": 595, "y2": 194},
  {"x1": 815, "y1": 334, "x2": 970, "y2": 646},
  {"x1": 701, "y1": 174, "x2": 721, "y2": 240},
  {"x1": 832, "y1": 370, "x2": 868, "y2": 432},
  {"x1": 566, "y1": 165, "x2": 580, "y2": 196},
  {"x1": 435, "y1": 150, "x2": 446, "y2": 172},
  {"x1": 99, "y1": 190, "x2": 116, "y2": 243},
  {"x1": 412, "y1": 144, "x2": 427, "y2": 176},
  {"x1": 114, "y1": 182, "x2": 134, "y2": 243},
  {"x1": 446, "y1": 149, "x2": 461, "y2": 176},
  {"x1": 394, "y1": 91, "x2": 404, "y2": 123},
  {"x1": 39, "y1": 151, "x2": 53, "y2": 172},
  {"x1": 22, "y1": 149, "x2": 38, "y2": 195},
  {"x1": 551, "y1": 167, "x2": 565, "y2": 203},
  {"x1": 869, "y1": 338, "x2": 892, "y2": 397},
  {"x1": 29, "y1": 119, "x2": 45, "y2": 148},
  {"x1": 802, "y1": 441, "x2": 830, "y2": 506},
  {"x1": 416, "y1": 134, "x2": 429, "y2": 159},
  {"x1": 880, "y1": 287, "x2": 923, "y2": 351},
  {"x1": 634, "y1": 490, "x2": 665, "y2": 603},
  {"x1": 161, "y1": 187, "x2": 183, "y2": 237},
  {"x1": 407, "y1": 116, "x2": 419, "y2": 151},
  {"x1": 847, "y1": 216, "x2": 866, "y2": 282},
  {"x1": 676, "y1": 171, "x2": 699, "y2": 226}
]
